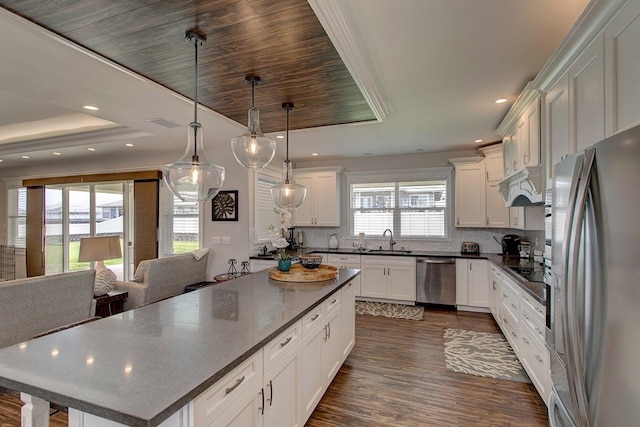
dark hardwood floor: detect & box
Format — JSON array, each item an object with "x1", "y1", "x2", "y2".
[
  {"x1": 0, "y1": 308, "x2": 548, "y2": 427},
  {"x1": 306, "y1": 308, "x2": 549, "y2": 427}
]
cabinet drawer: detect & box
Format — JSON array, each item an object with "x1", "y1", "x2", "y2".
[
  {"x1": 263, "y1": 320, "x2": 301, "y2": 373},
  {"x1": 521, "y1": 292, "x2": 545, "y2": 323},
  {"x1": 521, "y1": 304, "x2": 546, "y2": 344},
  {"x1": 328, "y1": 254, "x2": 361, "y2": 265},
  {"x1": 501, "y1": 283, "x2": 520, "y2": 321},
  {"x1": 324, "y1": 292, "x2": 341, "y2": 315},
  {"x1": 501, "y1": 309, "x2": 521, "y2": 355},
  {"x1": 193, "y1": 350, "x2": 263, "y2": 426},
  {"x1": 302, "y1": 305, "x2": 324, "y2": 338}
]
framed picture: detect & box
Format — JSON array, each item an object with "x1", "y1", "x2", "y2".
[{"x1": 212, "y1": 190, "x2": 238, "y2": 221}]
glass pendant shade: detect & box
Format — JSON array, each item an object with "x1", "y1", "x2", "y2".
[
  {"x1": 164, "y1": 122, "x2": 225, "y2": 202},
  {"x1": 270, "y1": 161, "x2": 306, "y2": 209},
  {"x1": 231, "y1": 106, "x2": 276, "y2": 168}
]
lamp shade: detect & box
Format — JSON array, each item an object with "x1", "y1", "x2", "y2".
[
  {"x1": 78, "y1": 236, "x2": 122, "y2": 262},
  {"x1": 270, "y1": 160, "x2": 307, "y2": 209},
  {"x1": 231, "y1": 106, "x2": 276, "y2": 168}
]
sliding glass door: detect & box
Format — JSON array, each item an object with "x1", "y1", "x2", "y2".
[{"x1": 44, "y1": 182, "x2": 131, "y2": 280}]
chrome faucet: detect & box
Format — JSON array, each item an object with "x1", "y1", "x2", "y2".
[{"x1": 382, "y1": 229, "x2": 396, "y2": 251}]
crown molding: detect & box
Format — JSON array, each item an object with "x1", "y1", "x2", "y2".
[{"x1": 307, "y1": 0, "x2": 392, "y2": 122}]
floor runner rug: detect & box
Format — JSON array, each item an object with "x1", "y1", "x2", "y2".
[
  {"x1": 443, "y1": 328, "x2": 531, "y2": 383},
  {"x1": 355, "y1": 301, "x2": 424, "y2": 320}
]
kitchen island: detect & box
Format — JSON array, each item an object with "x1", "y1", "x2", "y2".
[{"x1": 0, "y1": 267, "x2": 359, "y2": 427}]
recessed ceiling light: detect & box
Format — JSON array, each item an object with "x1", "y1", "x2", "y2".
[
  {"x1": 83, "y1": 105, "x2": 99, "y2": 111},
  {"x1": 52, "y1": 152, "x2": 62, "y2": 156},
  {"x1": 276, "y1": 135, "x2": 284, "y2": 139},
  {"x1": 21, "y1": 155, "x2": 30, "y2": 159},
  {"x1": 311, "y1": 153, "x2": 319, "y2": 156},
  {"x1": 495, "y1": 98, "x2": 508, "y2": 104},
  {"x1": 87, "y1": 147, "x2": 96, "y2": 152},
  {"x1": 125, "y1": 143, "x2": 134, "y2": 147},
  {"x1": 0, "y1": 159, "x2": 3, "y2": 163},
  {"x1": 475, "y1": 139, "x2": 483, "y2": 143}
]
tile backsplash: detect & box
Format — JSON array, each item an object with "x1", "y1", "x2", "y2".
[{"x1": 298, "y1": 226, "x2": 544, "y2": 256}]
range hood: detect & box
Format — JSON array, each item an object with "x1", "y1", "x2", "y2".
[{"x1": 497, "y1": 166, "x2": 544, "y2": 206}]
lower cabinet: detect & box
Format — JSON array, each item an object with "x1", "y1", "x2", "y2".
[
  {"x1": 488, "y1": 262, "x2": 502, "y2": 318},
  {"x1": 327, "y1": 254, "x2": 361, "y2": 297},
  {"x1": 360, "y1": 256, "x2": 416, "y2": 302},
  {"x1": 193, "y1": 288, "x2": 352, "y2": 427},
  {"x1": 301, "y1": 293, "x2": 342, "y2": 423},
  {"x1": 455, "y1": 259, "x2": 489, "y2": 309}
]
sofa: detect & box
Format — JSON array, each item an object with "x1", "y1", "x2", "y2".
[
  {"x1": 116, "y1": 251, "x2": 209, "y2": 311},
  {"x1": 0, "y1": 270, "x2": 97, "y2": 349}
]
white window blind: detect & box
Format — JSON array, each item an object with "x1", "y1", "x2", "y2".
[
  {"x1": 161, "y1": 189, "x2": 199, "y2": 255},
  {"x1": 254, "y1": 173, "x2": 280, "y2": 242},
  {"x1": 7, "y1": 187, "x2": 27, "y2": 248},
  {"x1": 350, "y1": 176, "x2": 448, "y2": 238}
]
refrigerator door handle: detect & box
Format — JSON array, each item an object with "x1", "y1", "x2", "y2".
[{"x1": 564, "y1": 148, "x2": 595, "y2": 427}]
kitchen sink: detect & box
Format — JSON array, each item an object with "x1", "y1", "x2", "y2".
[{"x1": 366, "y1": 249, "x2": 412, "y2": 254}]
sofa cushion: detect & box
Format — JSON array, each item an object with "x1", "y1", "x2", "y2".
[{"x1": 133, "y1": 259, "x2": 151, "y2": 283}]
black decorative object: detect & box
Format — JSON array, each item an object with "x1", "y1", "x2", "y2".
[
  {"x1": 212, "y1": 190, "x2": 238, "y2": 221},
  {"x1": 240, "y1": 261, "x2": 250, "y2": 275},
  {"x1": 227, "y1": 258, "x2": 238, "y2": 278}
]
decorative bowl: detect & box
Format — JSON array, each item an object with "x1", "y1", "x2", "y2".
[{"x1": 299, "y1": 254, "x2": 323, "y2": 269}]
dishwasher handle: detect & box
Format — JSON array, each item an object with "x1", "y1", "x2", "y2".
[{"x1": 416, "y1": 257, "x2": 457, "y2": 264}]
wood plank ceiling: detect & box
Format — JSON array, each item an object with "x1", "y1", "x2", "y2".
[{"x1": 0, "y1": 0, "x2": 375, "y2": 132}]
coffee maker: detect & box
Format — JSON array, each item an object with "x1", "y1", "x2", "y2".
[
  {"x1": 501, "y1": 234, "x2": 521, "y2": 256},
  {"x1": 286, "y1": 227, "x2": 299, "y2": 249}
]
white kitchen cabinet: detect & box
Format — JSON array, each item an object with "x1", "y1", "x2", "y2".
[
  {"x1": 301, "y1": 293, "x2": 342, "y2": 423},
  {"x1": 456, "y1": 259, "x2": 489, "y2": 309},
  {"x1": 488, "y1": 262, "x2": 502, "y2": 319},
  {"x1": 263, "y1": 323, "x2": 303, "y2": 427},
  {"x1": 293, "y1": 167, "x2": 342, "y2": 227},
  {"x1": 519, "y1": 100, "x2": 541, "y2": 169},
  {"x1": 544, "y1": 71, "x2": 570, "y2": 187},
  {"x1": 500, "y1": 275, "x2": 522, "y2": 355},
  {"x1": 451, "y1": 158, "x2": 486, "y2": 228},
  {"x1": 519, "y1": 293, "x2": 551, "y2": 404},
  {"x1": 480, "y1": 145, "x2": 510, "y2": 228},
  {"x1": 502, "y1": 132, "x2": 516, "y2": 177},
  {"x1": 509, "y1": 206, "x2": 544, "y2": 231},
  {"x1": 327, "y1": 254, "x2": 361, "y2": 297},
  {"x1": 213, "y1": 380, "x2": 264, "y2": 427},
  {"x1": 360, "y1": 256, "x2": 416, "y2": 302},
  {"x1": 340, "y1": 279, "x2": 356, "y2": 362},
  {"x1": 605, "y1": 0, "x2": 640, "y2": 136},
  {"x1": 483, "y1": 144, "x2": 506, "y2": 182}
]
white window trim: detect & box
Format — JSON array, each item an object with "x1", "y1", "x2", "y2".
[{"x1": 345, "y1": 167, "x2": 453, "y2": 240}]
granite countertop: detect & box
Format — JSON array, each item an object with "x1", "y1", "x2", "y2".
[
  {"x1": 251, "y1": 247, "x2": 547, "y2": 304},
  {"x1": 0, "y1": 268, "x2": 360, "y2": 427}
]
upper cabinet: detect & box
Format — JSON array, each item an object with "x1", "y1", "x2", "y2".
[
  {"x1": 293, "y1": 167, "x2": 343, "y2": 227},
  {"x1": 605, "y1": 0, "x2": 640, "y2": 135}
]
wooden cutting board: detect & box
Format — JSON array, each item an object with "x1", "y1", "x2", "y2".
[{"x1": 268, "y1": 264, "x2": 338, "y2": 282}]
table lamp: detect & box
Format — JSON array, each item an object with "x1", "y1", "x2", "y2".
[{"x1": 78, "y1": 236, "x2": 122, "y2": 296}]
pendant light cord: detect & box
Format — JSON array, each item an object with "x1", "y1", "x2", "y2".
[{"x1": 192, "y1": 38, "x2": 199, "y2": 158}]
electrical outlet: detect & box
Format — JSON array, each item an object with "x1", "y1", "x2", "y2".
[
  {"x1": 212, "y1": 236, "x2": 222, "y2": 244},
  {"x1": 222, "y1": 237, "x2": 231, "y2": 245}
]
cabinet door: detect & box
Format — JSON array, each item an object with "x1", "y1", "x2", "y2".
[
  {"x1": 264, "y1": 343, "x2": 302, "y2": 427},
  {"x1": 340, "y1": 281, "x2": 356, "y2": 361},
  {"x1": 387, "y1": 265, "x2": 416, "y2": 301},
  {"x1": 323, "y1": 308, "x2": 342, "y2": 385},
  {"x1": 525, "y1": 102, "x2": 540, "y2": 167},
  {"x1": 313, "y1": 172, "x2": 339, "y2": 226},
  {"x1": 301, "y1": 322, "x2": 324, "y2": 421},
  {"x1": 293, "y1": 174, "x2": 314, "y2": 226},
  {"x1": 485, "y1": 181, "x2": 509, "y2": 228},
  {"x1": 360, "y1": 264, "x2": 387, "y2": 298},
  {"x1": 509, "y1": 207, "x2": 525, "y2": 230},
  {"x1": 515, "y1": 115, "x2": 527, "y2": 172},
  {"x1": 605, "y1": 0, "x2": 640, "y2": 135},
  {"x1": 213, "y1": 381, "x2": 264, "y2": 427},
  {"x1": 484, "y1": 149, "x2": 504, "y2": 182},
  {"x1": 455, "y1": 163, "x2": 486, "y2": 227},
  {"x1": 467, "y1": 260, "x2": 488, "y2": 308},
  {"x1": 455, "y1": 259, "x2": 469, "y2": 306},
  {"x1": 545, "y1": 72, "x2": 570, "y2": 187},
  {"x1": 570, "y1": 33, "x2": 606, "y2": 153}
]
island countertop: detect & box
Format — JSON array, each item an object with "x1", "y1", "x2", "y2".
[{"x1": 0, "y1": 268, "x2": 360, "y2": 426}]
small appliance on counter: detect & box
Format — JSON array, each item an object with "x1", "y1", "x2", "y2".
[
  {"x1": 519, "y1": 240, "x2": 531, "y2": 259},
  {"x1": 501, "y1": 234, "x2": 521, "y2": 256},
  {"x1": 460, "y1": 241, "x2": 480, "y2": 255}
]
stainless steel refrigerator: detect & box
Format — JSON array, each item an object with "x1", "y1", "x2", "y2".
[{"x1": 548, "y1": 124, "x2": 640, "y2": 426}]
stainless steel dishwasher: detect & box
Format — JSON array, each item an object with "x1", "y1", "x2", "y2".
[{"x1": 416, "y1": 257, "x2": 457, "y2": 306}]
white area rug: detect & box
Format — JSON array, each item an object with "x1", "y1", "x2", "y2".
[
  {"x1": 443, "y1": 328, "x2": 531, "y2": 383},
  {"x1": 355, "y1": 301, "x2": 424, "y2": 320}
]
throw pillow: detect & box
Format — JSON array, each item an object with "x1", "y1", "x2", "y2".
[
  {"x1": 133, "y1": 260, "x2": 151, "y2": 283},
  {"x1": 94, "y1": 269, "x2": 116, "y2": 296}
]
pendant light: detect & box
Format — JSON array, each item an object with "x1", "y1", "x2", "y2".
[
  {"x1": 231, "y1": 76, "x2": 276, "y2": 168},
  {"x1": 270, "y1": 103, "x2": 306, "y2": 209},
  {"x1": 163, "y1": 29, "x2": 225, "y2": 202}
]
